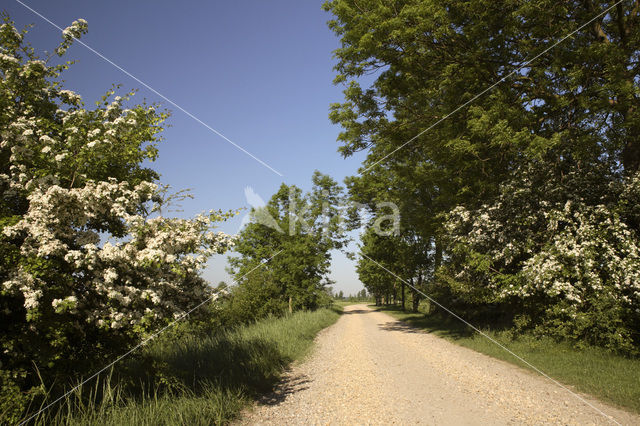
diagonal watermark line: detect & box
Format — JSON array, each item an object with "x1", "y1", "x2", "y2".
[
  {"x1": 14, "y1": 0, "x2": 284, "y2": 177},
  {"x1": 361, "y1": 0, "x2": 624, "y2": 174},
  {"x1": 359, "y1": 252, "x2": 621, "y2": 425},
  {"x1": 18, "y1": 249, "x2": 284, "y2": 426}
]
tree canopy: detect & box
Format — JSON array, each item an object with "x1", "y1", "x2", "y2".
[
  {"x1": 325, "y1": 0, "x2": 640, "y2": 353},
  {"x1": 226, "y1": 172, "x2": 347, "y2": 321}
]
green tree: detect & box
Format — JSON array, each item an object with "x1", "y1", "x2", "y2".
[
  {"x1": 325, "y1": 0, "x2": 640, "y2": 351},
  {"x1": 325, "y1": 0, "x2": 640, "y2": 239},
  {"x1": 357, "y1": 225, "x2": 432, "y2": 310},
  {"x1": 228, "y1": 172, "x2": 346, "y2": 321},
  {"x1": 325, "y1": 0, "x2": 640, "y2": 176}
]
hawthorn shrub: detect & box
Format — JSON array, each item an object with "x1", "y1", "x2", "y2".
[{"x1": 0, "y1": 16, "x2": 233, "y2": 421}]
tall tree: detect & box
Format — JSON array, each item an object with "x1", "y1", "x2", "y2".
[
  {"x1": 228, "y1": 172, "x2": 347, "y2": 321},
  {"x1": 325, "y1": 0, "x2": 640, "y2": 239},
  {"x1": 326, "y1": 0, "x2": 640, "y2": 351}
]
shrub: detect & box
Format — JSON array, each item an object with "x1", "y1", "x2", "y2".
[{"x1": 0, "y1": 15, "x2": 233, "y2": 419}]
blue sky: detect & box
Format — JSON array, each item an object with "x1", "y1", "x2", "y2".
[{"x1": 4, "y1": 0, "x2": 368, "y2": 295}]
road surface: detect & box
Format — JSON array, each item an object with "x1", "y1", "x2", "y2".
[{"x1": 239, "y1": 304, "x2": 639, "y2": 425}]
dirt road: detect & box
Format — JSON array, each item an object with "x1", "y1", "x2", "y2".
[{"x1": 239, "y1": 304, "x2": 639, "y2": 425}]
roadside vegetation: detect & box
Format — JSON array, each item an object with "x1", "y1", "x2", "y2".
[
  {"x1": 0, "y1": 16, "x2": 344, "y2": 424},
  {"x1": 333, "y1": 299, "x2": 363, "y2": 309},
  {"x1": 325, "y1": 0, "x2": 640, "y2": 357},
  {"x1": 35, "y1": 308, "x2": 341, "y2": 425},
  {"x1": 376, "y1": 304, "x2": 640, "y2": 413}
]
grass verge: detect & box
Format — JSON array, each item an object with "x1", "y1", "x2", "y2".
[
  {"x1": 331, "y1": 299, "x2": 369, "y2": 309},
  {"x1": 374, "y1": 304, "x2": 640, "y2": 413},
  {"x1": 36, "y1": 308, "x2": 341, "y2": 425}
]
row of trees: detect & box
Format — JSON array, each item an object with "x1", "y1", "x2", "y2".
[
  {"x1": 324, "y1": 0, "x2": 640, "y2": 353},
  {"x1": 333, "y1": 289, "x2": 368, "y2": 300}
]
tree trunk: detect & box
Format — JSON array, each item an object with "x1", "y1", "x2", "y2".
[
  {"x1": 412, "y1": 293, "x2": 420, "y2": 312},
  {"x1": 434, "y1": 237, "x2": 443, "y2": 274},
  {"x1": 401, "y1": 281, "x2": 405, "y2": 311},
  {"x1": 412, "y1": 276, "x2": 422, "y2": 312},
  {"x1": 288, "y1": 296, "x2": 292, "y2": 314}
]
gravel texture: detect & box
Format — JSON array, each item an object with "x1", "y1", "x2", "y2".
[{"x1": 238, "y1": 304, "x2": 639, "y2": 425}]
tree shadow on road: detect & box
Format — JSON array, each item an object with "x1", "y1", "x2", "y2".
[
  {"x1": 342, "y1": 309, "x2": 374, "y2": 315},
  {"x1": 375, "y1": 306, "x2": 475, "y2": 340},
  {"x1": 378, "y1": 321, "x2": 427, "y2": 334},
  {"x1": 255, "y1": 372, "x2": 312, "y2": 406}
]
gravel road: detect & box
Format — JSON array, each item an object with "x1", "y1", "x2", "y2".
[{"x1": 238, "y1": 304, "x2": 639, "y2": 425}]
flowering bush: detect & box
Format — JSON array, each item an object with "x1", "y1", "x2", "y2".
[
  {"x1": 0, "y1": 15, "x2": 233, "y2": 419},
  {"x1": 444, "y1": 163, "x2": 640, "y2": 353}
]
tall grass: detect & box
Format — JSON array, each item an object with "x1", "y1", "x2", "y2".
[
  {"x1": 376, "y1": 305, "x2": 640, "y2": 413},
  {"x1": 26, "y1": 308, "x2": 340, "y2": 425}
]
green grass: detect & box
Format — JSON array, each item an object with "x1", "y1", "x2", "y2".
[
  {"x1": 374, "y1": 304, "x2": 640, "y2": 414},
  {"x1": 332, "y1": 299, "x2": 371, "y2": 309},
  {"x1": 31, "y1": 308, "x2": 341, "y2": 425}
]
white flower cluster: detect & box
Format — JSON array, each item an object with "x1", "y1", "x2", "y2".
[
  {"x1": 3, "y1": 176, "x2": 234, "y2": 329},
  {"x1": 520, "y1": 202, "x2": 640, "y2": 309},
  {"x1": 55, "y1": 19, "x2": 88, "y2": 56},
  {"x1": 58, "y1": 89, "x2": 82, "y2": 105},
  {"x1": 445, "y1": 184, "x2": 640, "y2": 312},
  {"x1": 1, "y1": 20, "x2": 234, "y2": 341},
  {"x1": 0, "y1": 22, "x2": 23, "y2": 46}
]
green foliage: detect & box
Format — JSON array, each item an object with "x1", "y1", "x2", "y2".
[
  {"x1": 357, "y1": 225, "x2": 433, "y2": 310},
  {"x1": 25, "y1": 308, "x2": 340, "y2": 425},
  {"x1": 0, "y1": 15, "x2": 233, "y2": 420},
  {"x1": 0, "y1": 369, "x2": 44, "y2": 425},
  {"x1": 223, "y1": 269, "x2": 289, "y2": 323},
  {"x1": 228, "y1": 172, "x2": 346, "y2": 320},
  {"x1": 325, "y1": 0, "x2": 640, "y2": 353}
]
